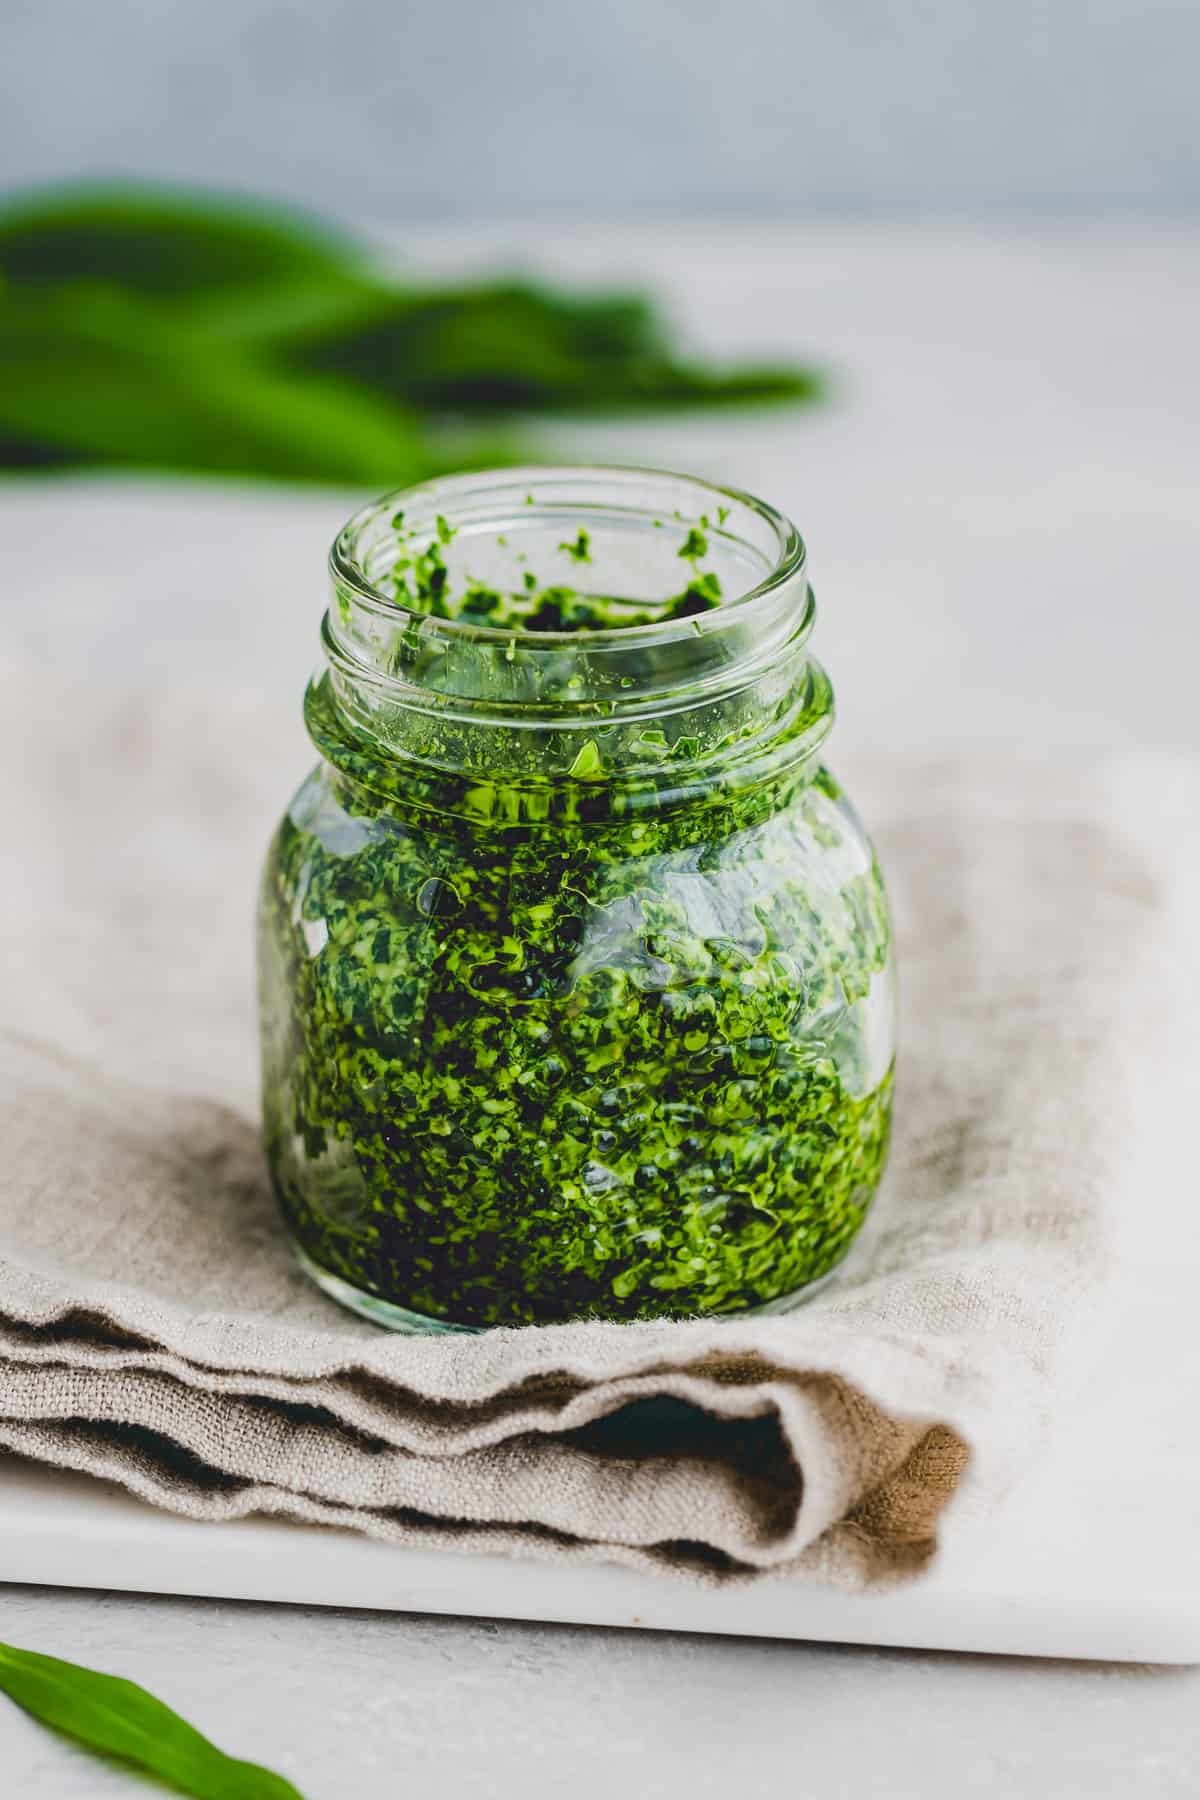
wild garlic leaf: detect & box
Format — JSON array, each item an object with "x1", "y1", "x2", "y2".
[
  {"x1": 0, "y1": 283, "x2": 431, "y2": 484},
  {"x1": 0, "y1": 1639, "x2": 304, "y2": 1799},
  {"x1": 295, "y1": 279, "x2": 822, "y2": 416},
  {"x1": 0, "y1": 186, "x2": 822, "y2": 482},
  {"x1": 0, "y1": 184, "x2": 356, "y2": 298}
]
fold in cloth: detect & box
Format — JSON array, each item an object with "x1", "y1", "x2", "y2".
[{"x1": 1, "y1": 665, "x2": 1196, "y2": 1584}]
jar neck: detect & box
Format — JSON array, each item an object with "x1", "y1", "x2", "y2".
[{"x1": 311, "y1": 467, "x2": 834, "y2": 820}]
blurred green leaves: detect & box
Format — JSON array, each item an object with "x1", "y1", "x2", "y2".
[
  {"x1": 0, "y1": 281, "x2": 431, "y2": 482},
  {"x1": 0, "y1": 187, "x2": 821, "y2": 485}
]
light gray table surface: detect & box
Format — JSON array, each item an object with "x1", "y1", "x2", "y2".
[{"x1": 2, "y1": 225, "x2": 1199, "y2": 1797}]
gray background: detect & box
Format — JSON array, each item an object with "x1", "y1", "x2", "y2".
[{"x1": 4, "y1": 0, "x2": 1197, "y2": 219}]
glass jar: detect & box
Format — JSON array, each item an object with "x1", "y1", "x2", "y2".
[{"x1": 257, "y1": 467, "x2": 895, "y2": 1332}]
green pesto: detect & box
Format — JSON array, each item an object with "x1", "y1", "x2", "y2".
[
  {"x1": 258, "y1": 526, "x2": 894, "y2": 1329},
  {"x1": 382, "y1": 510, "x2": 725, "y2": 637}
]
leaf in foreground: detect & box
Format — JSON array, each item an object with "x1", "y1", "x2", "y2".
[{"x1": 0, "y1": 1639, "x2": 304, "y2": 1799}]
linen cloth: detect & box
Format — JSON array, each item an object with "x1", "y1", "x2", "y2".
[{"x1": 1, "y1": 662, "x2": 1195, "y2": 1584}]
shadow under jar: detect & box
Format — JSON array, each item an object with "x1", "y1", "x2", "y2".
[{"x1": 258, "y1": 467, "x2": 896, "y2": 1332}]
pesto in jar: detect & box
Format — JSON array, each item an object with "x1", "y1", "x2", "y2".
[{"x1": 257, "y1": 469, "x2": 895, "y2": 1330}]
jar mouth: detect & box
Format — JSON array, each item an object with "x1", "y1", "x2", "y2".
[
  {"x1": 329, "y1": 464, "x2": 809, "y2": 652},
  {"x1": 319, "y1": 466, "x2": 829, "y2": 786}
]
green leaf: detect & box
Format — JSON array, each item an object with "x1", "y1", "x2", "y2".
[
  {"x1": 0, "y1": 281, "x2": 433, "y2": 484},
  {"x1": 0, "y1": 185, "x2": 823, "y2": 483},
  {"x1": 0, "y1": 184, "x2": 357, "y2": 298},
  {"x1": 0, "y1": 1639, "x2": 304, "y2": 1798},
  {"x1": 293, "y1": 280, "x2": 821, "y2": 415}
]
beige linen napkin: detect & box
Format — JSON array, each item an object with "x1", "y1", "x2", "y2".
[{"x1": 1, "y1": 663, "x2": 1196, "y2": 1585}]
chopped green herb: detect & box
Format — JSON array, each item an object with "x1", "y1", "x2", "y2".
[
  {"x1": 258, "y1": 499, "x2": 893, "y2": 1329},
  {"x1": 559, "y1": 528, "x2": 592, "y2": 564},
  {"x1": 663, "y1": 570, "x2": 722, "y2": 619},
  {"x1": 567, "y1": 738, "x2": 604, "y2": 780}
]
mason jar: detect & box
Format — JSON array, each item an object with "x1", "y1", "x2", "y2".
[{"x1": 257, "y1": 467, "x2": 896, "y2": 1331}]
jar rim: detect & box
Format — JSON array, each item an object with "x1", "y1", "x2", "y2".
[{"x1": 328, "y1": 463, "x2": 810, "y2": 653}]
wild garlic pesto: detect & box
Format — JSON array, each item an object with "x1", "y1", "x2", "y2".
[{"x1": 258, "y1": 468, "x2": 896, "y2": 1331}]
